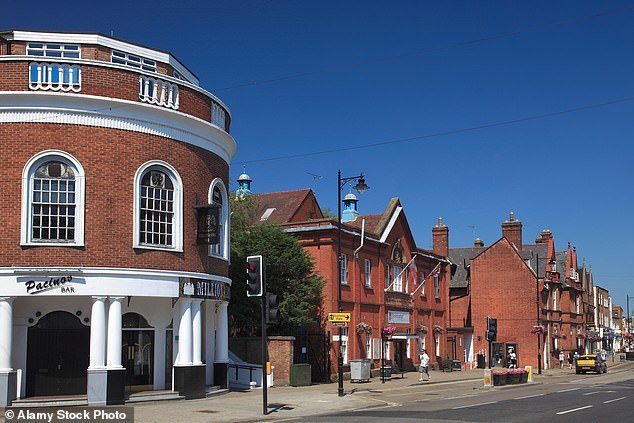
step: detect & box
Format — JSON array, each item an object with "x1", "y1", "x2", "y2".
[
  {"x1": 125, "y1": 390, "x2": 185, "y2": 404},
  {"x1": 206, "y1": 386, "x2": 229, "y2": 398},
  {"x1": 11, "y1": 396, "x2": 87, "y2": 408}
]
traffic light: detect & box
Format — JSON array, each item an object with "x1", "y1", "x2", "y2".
[
  {"x1": 486, "y1": 317, "x2": 497, "y2": 342},
  {"x1": 266, "y1": 293, "x2": 280, "y2": 324},
  {"x1": 246, "y1": 255, "x2": 264, "y2": 297}
]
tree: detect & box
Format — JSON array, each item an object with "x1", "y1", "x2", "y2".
[{"x1": 229, "y1": 194, "x2": 325, "y2": 335}]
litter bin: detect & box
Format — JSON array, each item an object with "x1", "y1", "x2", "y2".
[
  {"x1": 452, "y1": 360, "x2": 462, "y2": 371},
  {"x1": 290, "y1": 364, "x2": 311, "y2": 387},
  {"x1": 477, "y1": 354, "x2": 486, "y2": 369},
  {"x1": 380, "y1": 366, "x2": 392, "y2": 380},
  {"x1": 350, "y1": 359, "x2": 371, "y2": 382}
]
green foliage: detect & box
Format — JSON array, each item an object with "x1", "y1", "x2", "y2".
[{"x1": 228, "y1": 194, "x2": 325, "y2": 335}]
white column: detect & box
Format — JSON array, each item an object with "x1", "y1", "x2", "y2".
[
  {"x1": 177, "y1": 299, "x2": 193, "y2": 365},
  {"x1": 0, "y1": 298, "x2": 13, "y2": 371},
  {"x1": 205, "y1": 301, "x2": 216, "y2": 385},
  {"x1": 192, "y1": 300, "x2": 202, "y2": 365},
  {"x1": 106, "y1": 297, "x2": 124, "y2": 369},
  {"x1": 89, "y1": 297, "x2": 107, "y2": 369},
  {"x1": 215, "y1": 302, "x2": 229, "y2": 363}
]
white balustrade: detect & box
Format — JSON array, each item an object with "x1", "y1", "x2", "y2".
[
  {"x1": 29, "y1": 62, "x2": 81, "y2": 92},
  {"x1": 138, "y1": 75, "x2": 179, "y2": 110},
  {"x1": 211, "y1": 102, "x2": 227, "y2": 130}
]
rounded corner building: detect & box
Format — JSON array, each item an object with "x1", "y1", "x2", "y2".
[{"x1": 0, "y1": 30, "x2": 235, "y2": 406}]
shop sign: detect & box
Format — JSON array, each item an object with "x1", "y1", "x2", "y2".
[
  {"x1": 195, "y1": 204, "x2": 220, "y2": 245},
  {"x1": 387, "y1": 310, "x2": 410, "y2": 324},
  {"x1": 179, "y1": 278, "x2": 230, "y2": 301},
  {"x1": 18, "y1": 274, "x2": 83, "y2": 295}
]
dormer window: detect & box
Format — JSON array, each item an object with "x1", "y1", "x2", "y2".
[
  {"x1": 112, "y1": 50, "x2": 156, "y2": 72},
  {"x1": 27, "y1": 43, "x2": 80, "y2": 59}
]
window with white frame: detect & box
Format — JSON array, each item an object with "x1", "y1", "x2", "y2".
[
  {"x1": 27, "y1": 43, "x2": 80, "y2": 58},
  {"x1": 385, "y1": 262, "x2": 390, "y2": 287},
  {"x1": 21, "y1": 151, "x2": 85, "y2": 246},
  {"x1": 576, "y1": 294, "x2": 580, "y2": 314},
  {"x1": 392, "y1": 265, "x2": 403, "y2": 292},
  {"x1": 340, "y1": 254, "x2": 348, "y2": 284},
  {"x1": 420, "y1": 273, "x2": 426, "y2": 296},
  {"x1": 133, "y1": 161, "x2": 182, "y2": 251},
  {"x1": 364, "y1": 259, "x2": 372, "y2": 287},
  {"x1": 406, "y1": 338, "x2": 411, "y2": 359},
  {"x1": 553, "y1": 290, "x2": 558, "y2": 310},
  {"x1": 209, "y1": 178, "x2": 229, "y2": 260},
  {"x1": 372, "y1": 338, "x2": 381, "y2": 360},
  {"x1": 341, "y1": 328, "x2": 349, "y2": 365},
  {"x1": 112, "y1": 50, "x2": 156, "y2": 72},
  {"x1": 434, "y1": 275, "x2": 440, "y2": 298},
  {"x1": 385, "y1": 340, "x2": 391, "y2": 362},
  {"x1": 366, "y1": 335, "x2": 372, "y2": 359}
]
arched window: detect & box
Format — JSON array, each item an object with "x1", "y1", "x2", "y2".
[
  {"x1": 21, "y1": 151, "x2": 85, "y2": 246},
  {"x1": 208, "y1": 178, "x2": 229, "y2": 259},
  {"x1": 133, "y1": 161, "x2": 183, "y2": 251}
]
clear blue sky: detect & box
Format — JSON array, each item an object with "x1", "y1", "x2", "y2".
[{"x1": 5, "y1": 1, "x2": 634, "y2": 311}]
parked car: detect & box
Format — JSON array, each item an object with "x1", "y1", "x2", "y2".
[{"x1": 575, "y1": 354, "x2": 607, "y2": 374}]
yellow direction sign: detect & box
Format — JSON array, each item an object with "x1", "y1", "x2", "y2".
[{"x1": 328, "y1": 312, "x2": 351, "y2": 323}]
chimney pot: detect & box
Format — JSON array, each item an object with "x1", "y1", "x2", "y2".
[{"x1": 474, "y1": 238, "x2": 484, "y2": 248}]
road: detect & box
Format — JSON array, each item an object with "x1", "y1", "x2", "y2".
[{"x1": 296, "y1": 365, "x2": 634, "y2": 422}]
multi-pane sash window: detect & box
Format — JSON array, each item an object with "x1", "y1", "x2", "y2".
[
  {"x1": 139, "y1": 170, "x2": 174, "y2": 246},
  {"x1": 27, "y1": 43, "x2": 80, "y2": 58},
  {"x1": 420, "y1": 273, "x2": 426, "y2": 296},
  {"x1": 392, "y1": 265, "x2": 403, "y2": 292},
  {"x1": 434, "y1": 275, "x2": 440, "y2": 298},
  {"x1": 553, "y1": 290, "x2": 558, "y2": 310},
  {"x1": 210, "y1": 186, "x2": 223, "y2": 256},
  {"x1": 112, "y1": 50, "x2": 156, "y2": 72},
  {"x1": 339, "y1": 254, "x2": 348, "y2": 284},
  {"x1": 31, "y1": 161, "x2": 76, "y2": 242},
  {"x1": 366, "y1": 336, "x2": 372, "y2": 359},
  {"x1": 364, "y1": 259, "x2": 372, "y2": 287}
]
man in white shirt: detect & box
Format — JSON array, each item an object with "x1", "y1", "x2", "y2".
[{"x1": 419, "y1": 349, "x2": 430, "y2": 382}]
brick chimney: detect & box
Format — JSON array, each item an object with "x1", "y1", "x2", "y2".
[
  {"x1": 535, "y1": 229, "x2": 552, "y2": 244},
  {"x1": 432, "y1": 216, "x2": 449, "y2": 257},
  {"x1": 501, "y1": 211, "x2": 522, "y2": 250},
  {"x1": 474, "y1": 238, "x2": 484, "y2": 248}
]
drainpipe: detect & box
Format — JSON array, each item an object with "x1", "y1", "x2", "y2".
[{"x1": 353, "y1": 217, "x2": 365, "y2": 258}]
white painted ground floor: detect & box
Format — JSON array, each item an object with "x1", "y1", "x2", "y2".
[{"x1": 0, "y1": 267, "x2": 231, "y2": 405}]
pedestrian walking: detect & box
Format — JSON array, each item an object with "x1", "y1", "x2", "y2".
[
  {"x1": 567, "y1": 352, "x2": 574, "y2": 370},
  {"x1": 559, "y1": 351, "x2": 565, "y2": 368},
  {"x1": 419, "y1": 349, "x2": 430, "y2": 382}
]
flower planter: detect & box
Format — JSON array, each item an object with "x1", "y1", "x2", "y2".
[
  {"x1": 492, "y1": 373, "x2": 507, "y2": 386},
  {"x1": 520, "y1": 372, "x2": 528, "y2": 383},
  {"x1": 508, "y1": 373, "x2": 521, "y2": 384}
]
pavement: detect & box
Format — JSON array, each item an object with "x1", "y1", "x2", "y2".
[{"x1": 130, "y1": 359, "x2": 630, "y2": 423}]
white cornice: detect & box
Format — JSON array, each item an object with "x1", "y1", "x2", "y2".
[
  {"x1": 0, "y1": 92, "x2": 236, "y2": 164},
  {"x1": 0, "y1": 56, "x2": 231, "y2": 117},
  {"x1": 2, "y1": 266, "x2": 231, "y2": 284},
  {"x1": 5, "y1": 30, "x2": 199, "y2": 85}
]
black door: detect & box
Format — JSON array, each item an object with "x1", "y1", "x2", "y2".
[{"x1": 26, "y1": 311, "x2": 90, "y2": 397}]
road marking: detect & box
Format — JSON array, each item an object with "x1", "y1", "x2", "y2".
[
  {"x1": 556, "y1": 405, "x2": 593, "y2": 415},
  {"x1": 556, "y1": 387, "x2": 580, "y2": 393},
  {"x1": 443, "y1": 394, "x2": 477, "y2": 400},
  {"x1": 603, "y1": 396, "x2": 627, "y2": 404},
  {"x1": 515, "y1": 393, "x2": 545, "y2": 400},
  {"x1": 583, "y1": 391, "x2": 601, "y2": 396},
  {"x1": 452, "y1": 401, "x2": 497, "y2": 410}
]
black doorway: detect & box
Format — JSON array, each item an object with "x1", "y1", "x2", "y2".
[{"x1": 26, "y1": 311, "x2": 90, "y2": 397}]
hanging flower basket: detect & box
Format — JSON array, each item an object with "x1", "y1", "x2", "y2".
[
  {"x1": 356, "y1": 322, "x2": 373, "y2": 335},
  {"x1": 531, "y1": 325, "x2": 546, "y2": 334},
  {"x1": 432, "y1": 325, "x2": 443, "y2": 335},
  {"x1": 382, "y1": 326, "x2": 396, "y2": 337},
  {"x1": 418, "y1": 324, "x2": 428, "y2": 334}
]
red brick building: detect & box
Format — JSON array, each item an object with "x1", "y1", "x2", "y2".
[
  {"x1": 249, "y1": 184, "x2": 449, "y2": 379},
  {"x1": 0, "y1": 30, "x2": 235, "y2": 405}
]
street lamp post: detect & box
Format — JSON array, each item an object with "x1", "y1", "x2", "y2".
[{"x1": 336, "y1": 169, "x2": 368, "y2": 397}]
